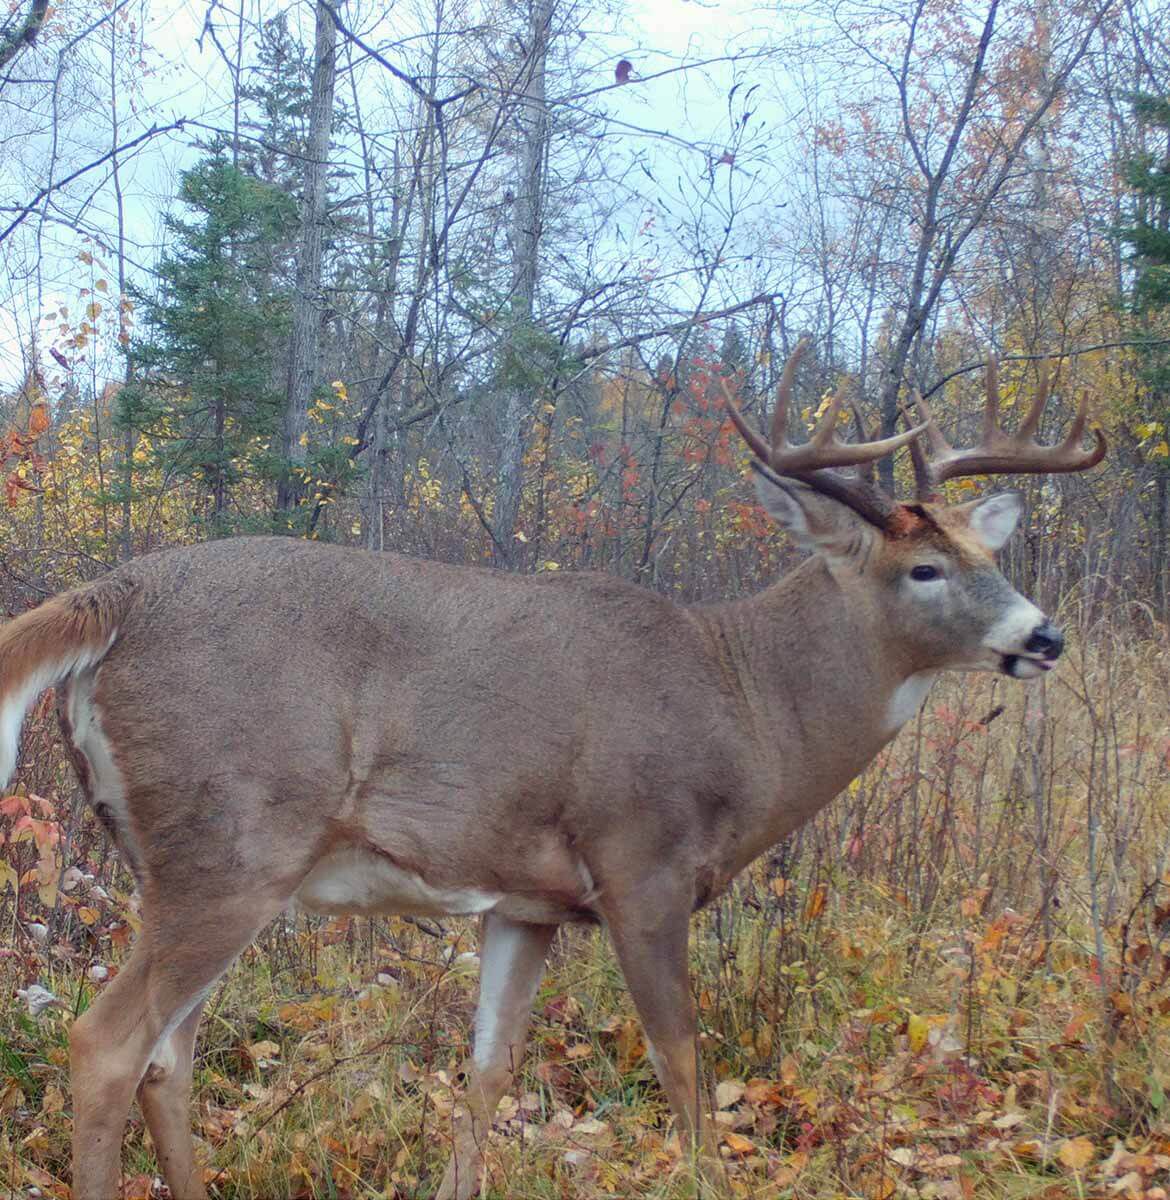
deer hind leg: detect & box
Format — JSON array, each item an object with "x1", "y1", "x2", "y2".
[
  {"x1": 436, "y1": 914, "x2": 556, "y2": 1200},
  {"x1": 136, "y1": 1001, "x2": 206, "y2": 1199},
  {"x1": 70, "y1": 896, "x2": 281, "y2": 1200},
  {"x1": 603, "y1": 888, "x2": 726, "y2": 1193}
]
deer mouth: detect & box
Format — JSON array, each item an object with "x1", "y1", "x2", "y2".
[{"x1": 999, "y1": 653, "x2": 1053, "y2": 679}]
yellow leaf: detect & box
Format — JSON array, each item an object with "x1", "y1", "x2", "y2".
[
  {"x1": 95, "y1": 278, "x2": 108, "y2": 292},
  {"x1": 244, "y1": 1040, "x2": 281, "y2": 1068},
  {"x1": 77, "y1": 906, "x2": 100, "y2": 926},
  {"x1": 722, "y1": 1131, "x2": 754, "y2": 1157},
  {"x1": 1058, "y1": 1136, "x2": 1096, "y2": 1171},
  {"x1": 298, "y1": 432, "x2": 309, "y2": 447},
  {"x1": 86, "y1": 302, "x2": 102, "y2": 321},
  {"x1": 907, "y1": 1013, "x2": 929, "y2": 1053}
]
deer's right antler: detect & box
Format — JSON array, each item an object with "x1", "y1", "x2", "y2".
[{"x1": 721, "y1": 338, "x2": 925, "y2": 531}]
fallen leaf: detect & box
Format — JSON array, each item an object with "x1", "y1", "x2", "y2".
[
  {"x1": 722, "y1": 1131, "x2": 754, "y2": 1157},
  {"x1": 1059, "y1": 1136, "x2": 1096, "y2": 1171}
]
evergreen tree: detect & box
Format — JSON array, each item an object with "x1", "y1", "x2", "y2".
[
  {"x1": 239, "y1": 14, "x2": 312, "y2": 194},
  {"x1": 1117, "y1": 92, "x2": 1170, "y2": 609},
  {"x1": 119, "y1": 155, "x2": 297, "y2": 535}
]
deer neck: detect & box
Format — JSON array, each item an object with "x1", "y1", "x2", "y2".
[{"x1": 701, "y1": 556, "x2": 933, "y2": 844}]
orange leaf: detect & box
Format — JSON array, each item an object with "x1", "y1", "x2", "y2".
[
  {"x1": 804, "y1": 883, "x2": 827, "y2": 921},
  {"x1": 1058, "y1": 1136, "x2": 1096, "y2": 1171},
  {"x1": 27, "y1": 404, "x2": 49, "y2": 437},
  {"x1": 722, "y1": 1131, "x2": 755, "y2": 1157}
]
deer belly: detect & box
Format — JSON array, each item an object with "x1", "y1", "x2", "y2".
[{"x1": 294, "y1": 845, "x2": 501, "y2": 917}]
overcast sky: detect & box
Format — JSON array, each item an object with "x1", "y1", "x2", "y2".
[{"x1": 0, "y1": 0, "x2": 797, "y2": 390}]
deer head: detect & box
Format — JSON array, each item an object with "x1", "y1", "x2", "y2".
[{"x1": 723, "y1": 341, "x2": 1106, "y2": 681}]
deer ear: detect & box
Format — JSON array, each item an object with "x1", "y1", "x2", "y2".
[
  {"x1": 963, "y1": 491, "x2": 1022, "y2": 552},
  {"x1": 753, "y1": 471, "x2": 873, "y2": 559}
]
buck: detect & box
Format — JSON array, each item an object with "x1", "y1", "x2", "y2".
[{"x1": 0, "y1": 343, "x2": 1103, "y2": 1199}]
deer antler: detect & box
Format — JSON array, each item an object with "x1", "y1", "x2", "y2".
[
  {"x1": 722, "y1": 338, "x2": 925, "y2": 530},
  {"x1": 911, "y1": 358, "x2": 1107, "y2": 499}
]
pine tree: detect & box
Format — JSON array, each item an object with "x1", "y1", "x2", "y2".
[
  {"x1": 118, "y1": 155, "x2": 298, "y2": 535},
  {"x1": 239, "y1": 14, "x2": 312, "y2": 194},
  {"x1": 1117, "y1": 92, "x2": 1170, "y2": 610}
]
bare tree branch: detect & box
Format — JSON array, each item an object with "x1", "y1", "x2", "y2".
[{"x1": 0, "y1": 119, "x2": 186, "y2": 245}]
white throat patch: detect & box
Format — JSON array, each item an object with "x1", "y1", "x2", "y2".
[{"x1": 885, "y1": 672, "x2": 938, "y2": 735}]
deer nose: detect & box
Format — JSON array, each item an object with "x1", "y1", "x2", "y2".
[{"x1": 1025, "y1": 622, "x2": 1063, "y2": 660}]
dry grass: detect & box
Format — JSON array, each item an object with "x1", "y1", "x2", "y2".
[{"x1": 2, "y1": 615, "x2": 1170, "y2": 1199}]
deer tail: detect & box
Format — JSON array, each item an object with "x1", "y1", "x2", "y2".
[{"x1": 0, "y1": 578, "x2": 133, "y2": 789}]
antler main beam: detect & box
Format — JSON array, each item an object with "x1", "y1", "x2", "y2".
[{"x1": 911, "y1": 358, "x2": 1108, "y2": 498}]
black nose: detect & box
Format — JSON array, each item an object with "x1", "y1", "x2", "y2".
[{"x1": 1025, "y1": 622, "x2": 1064, "y2": 660}]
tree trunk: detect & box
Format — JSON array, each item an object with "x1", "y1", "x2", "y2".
[
  {"x1": 362, "y1": 141, "x2": 405, "y2": 551},
  {"x1": 277, "y1": 0, "x2": 337, "y2": 516},
  {"x1": 493, "y1": 0, "x2": 553, "y2": 567}
]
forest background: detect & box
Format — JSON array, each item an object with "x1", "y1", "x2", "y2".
[{"x1": 1, "y1": 0, "x2": 1170, "y2": 1195}]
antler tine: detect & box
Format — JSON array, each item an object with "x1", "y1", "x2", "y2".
[
  {"x1": 982, "y1": 357, "x2": 1002, "y2": 444},
  {"x1": 720, "y1": 377, "x2": 772, "y2": 463},
  {"x1": 772, "y1": 387, "x2": 923, "y2": 470},
  {"x1": 921, "y1": 357, "x2": 1108, "y2": 489},
  {"x1": 912, "y1": 389, "x2": 956, "y2": 460},
  {"x1": 808, "y1": 380, "x2": 848, "y2": 447},
  {"x1": 850, "y1": 399, "x2": 876, "y2": 488},
  {"x1": 1063, "y1": 388, "x2": 1089, "y2": 446},
  {"x1": 903, "y1": 396, "x2": 935, "y2": 500},
  {"x1": 1016, "y1": 363, "x2": 1050, "y2": 442},
  {"x1": 769, "y1": 337, "x2": 809, "y2": 450}
]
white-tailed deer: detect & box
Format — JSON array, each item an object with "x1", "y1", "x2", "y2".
[{"x1": 0, "y1": 343, "x2": 1104, "y2": 1199}]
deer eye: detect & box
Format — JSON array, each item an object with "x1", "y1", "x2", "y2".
[{"x1": 910, "y1": 564, "x2": 941, "y2": 582}]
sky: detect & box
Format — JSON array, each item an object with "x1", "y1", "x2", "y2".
[{"x1": 0, "y1": 0, "x2": 793, "y2": 390}]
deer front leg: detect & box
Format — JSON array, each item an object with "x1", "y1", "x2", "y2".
[
  {"x1": 604, "y1": 885, "x2": 725, "y2": 1193},
  {"x1": 435, "y1": 914, "x2": 556, "y2": 1200}
]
